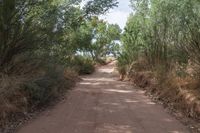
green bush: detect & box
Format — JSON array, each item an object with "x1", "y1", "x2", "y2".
[
  {"x1": 69, "y1": 56, "x2": 95, "y2": 75},
  {"x1": 0, "y1": 58, "x2": 79, "y2": 130},
  {"x1": 117, "y1": 54, "x2": 129, "y2": 75},
  {"x1": 22, "y1": 63, "x2": 74, "y2": 106},
  {"x1": 23, "y1": 77, "x2": 59, "y2": 106}
]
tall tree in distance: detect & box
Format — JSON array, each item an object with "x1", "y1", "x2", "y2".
[{"x1": 73, "y1": 16, "x2": 121, "y2": 63}]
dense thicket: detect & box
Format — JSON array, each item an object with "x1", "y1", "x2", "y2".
[
  {"x1": 0, "y1": 0, "x2": 120, "y2": 69},
  {"x1": 118, "y1": 0, "x2": 200, "y2": 77}
]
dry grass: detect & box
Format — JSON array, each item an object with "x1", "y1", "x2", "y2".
[
  {"x1": 0, "y1": 75, "x2": 28, "y2": 127},
  {"x1": 0, "y1": 62, "x2": 79, "y2": 130},
  {"x1": 164, "y1": 75, "x2": 200, "y2": 118},
  {"x1": 131, "y1": 68, "x2": 200, "y2": 120},
  {"x1": 64, "y1": 68, "x2": 79, "y2": 81}
]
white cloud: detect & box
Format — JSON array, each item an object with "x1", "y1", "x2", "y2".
[
  {"x1": 81, "y1": 0, "x2": 132, "y2": 29},
  {"x1": 100, "y1": 10, "x2": 130, "y2": 29},
  {"x1": 100, "y1": 0, "x2": 132, "y2": 29}
]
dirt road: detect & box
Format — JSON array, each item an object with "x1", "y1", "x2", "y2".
[{"x1": 17, "y1": 63, "x2": 190, "y2": 133}]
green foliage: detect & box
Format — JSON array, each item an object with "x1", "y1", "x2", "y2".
[
  {"x1": 117, "y1": 54, "x2": 128, "y2": 75},
  {"x1": 0, "y1": 0, "x2": 119, "y2": 69},
  {"x1": 23, "y1": 63, "x2": 71, "y2": 106},
  {"x1": 118, "y1": 0, "x2": 200, "y2": 76},
  {"x1": 76, "y1": 17, "x2": 121, "y2": 63},
  {"x1": 69, "y1": 56, "x2": 95, "y2": 75},
  {"x1": 83, "y1": 0, "x2": 118, "y2": 16}
]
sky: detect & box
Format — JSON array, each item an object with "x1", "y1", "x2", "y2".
[
  {"x1": 81, "y1": 0, "x2": 133, "y2": 29},
  {"x1": 100, "y1": 0, "x2": 132, "y2": 29}
]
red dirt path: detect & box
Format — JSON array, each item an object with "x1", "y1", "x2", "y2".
[{"x1": 17, "y1": 63, "x2": 190, "y2": 133}]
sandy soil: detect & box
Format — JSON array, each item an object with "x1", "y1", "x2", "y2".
[{"x1": 17, "y1": 63, "x2": 190, "y2": 133}]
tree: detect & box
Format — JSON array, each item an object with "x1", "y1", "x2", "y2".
[
  {"x1": 118, "y1": 0, "x2": 200, "y2": 75},
  {"x1": 77, "y1": 17, "x2": 121, "y2": 62},
  {"x1": 0, "y1": 0, "x2": 119, "y2": 70}
]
